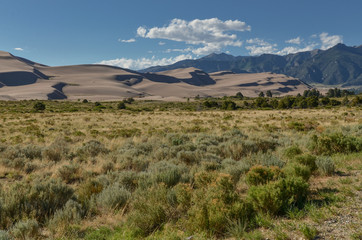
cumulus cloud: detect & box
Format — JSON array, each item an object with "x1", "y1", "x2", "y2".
[
  {"x1": 119, "y1": 38, "x2": 136, "y2": 43},
  {"x1": 276, "y1": 44, "x2": 318, "y2": 55},
  {"x1": 14, "y1": 48, "x2": 24, "y2": 51},
  {"x1": 245, "y1": 38, "x2": 277, "y2": 55},
  {"x1": 98, "y1": 54, "x2": 193, "y2": 70},
  {"x1": 286, "y1": 37, "x2": 302, "y2": 45},
  {"x1": 137, "y1": 18, "x2": 250, "y2": 55},
  {"x1": 137, "y1": 27, "x2": 147, "y2": 37},
  {"x1": 319, "y1": 32, "x2": 343, "y2": 50}
]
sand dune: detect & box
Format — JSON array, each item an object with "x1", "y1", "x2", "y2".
[{"x1": 0, "y1": 51, "x2": 311, "y2": 101}]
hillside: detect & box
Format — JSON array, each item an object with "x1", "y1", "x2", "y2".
[
  {"x1": 0, "y1": 51, "x2": 311, "y2": 100},
  {"x1": 142, "y1": 44, "x2": 362, "y2": 87}
]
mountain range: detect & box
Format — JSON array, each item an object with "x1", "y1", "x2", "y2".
[{"x1": 142, "y1": 43, "x2": 362, "y2": 87}]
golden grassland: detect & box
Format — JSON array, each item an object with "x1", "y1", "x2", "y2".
[{"x1": 0, "y1": 100, "x2": 361, "y2": 239}]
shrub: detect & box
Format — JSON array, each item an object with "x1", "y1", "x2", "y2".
[
  {"x1": 58, "y1": 164, "x2": 80, "y2": 183},
  {"x1": 310, "y1": 133, "x2": 362, "y2": 155},
  {"x1": 283, "y1": 145, "x2": 302, "y2": 159},
  {"x1": 117, "y1": 101, "x2": 126, "y2": 109},
  {"x1": 245, "y1": 165, "x2": 281, "y2": 186},
  {"x1": 77, "y1": 140, "x2": 109, "y2": 158},
  {"x1": 0, "y1": 179, "x2": 74, "y2": 227},
  {"x1": 10, "y1": 219, "x2": 40, "y2": 240},
  {"x1": 33, "y1": 102, "x2": 45, "y2": 111},
  {"x1": 0, "y1": 230, "x2": 12, "y2": 240},
  {"x1": 247, "y1": 176, "x2": 309, "y2": 216},
  {"x1": 22, "y1": 145, "x2": 42, "y2": 160},
  {"x1": 149, "y1": 161, "x2": 184, "y2": 187},
  {"x1": 294, "y1": 154, "x2": 317, "y2": 172},
  {"x1": 177, "y1": 150, "x2": 199, "y2": 165},
  {"x1": 96, "y1": 183, "x2": 131, "y2": 211},
  {"x1": 127, "y1": 184, "x2": 173, "y2": 236},
  {"x1": 300, "y1": 224, "x2": 318, "y2": 240},
  {"x1": 283, "y1": 163, "x2": 311, "y2": 181},
  {"x1": 42, "y1": 138, "x2": 70, "y2": 162},
  {"x1": 316, "y1": 157, "x2": 335, "y2": 176},
  {"x1": 186, "y1": 173, "x2": 250, "y2": 235},
  {"x1": 77, "y1": 179, "x2": 104, "y2": 204},
  {"x1": 48, "y1": 200, "x2": 84, "y2": 235}
]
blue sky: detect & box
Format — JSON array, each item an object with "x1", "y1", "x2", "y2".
[{"x1": 1, "y1": 0, "x2": 361, "y2": 69}]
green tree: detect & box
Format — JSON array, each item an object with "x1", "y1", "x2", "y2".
[
  {"x1": 235, "y1": 92, "x2": 244, "y2": 99},
  {"x1": 33, "y1": 102, "x2": 45, "y2": 111},
  {"x1": 117, "y1": 101, "x2": 126, "y2": 109},
  {"x1": 266, "y1": 90, "x2": 273, "y2": 98},
  {"x1": 259, "y1": 91, "x2": 265, "y2": 97}
]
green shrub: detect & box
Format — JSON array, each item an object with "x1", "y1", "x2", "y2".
[
  {"x1": 245, "y1": 165, "x2": 281, "y2": 186},
  {"x1": 58, "y1": 164, "x2": 80, "y2": 183},
  {"x1": 96, "y1": 183, "x2": 131, "y2": 211},
  {"x1": 0, "y1": 179, "x2": 74, "y2": 227},
  {"x1": 10, "y1": 219, "x2": 39, "y2": 240},
  {"x1": 77, "y1": 179, "x2": 104, "y2": 204},
  {"x1": 48, "y1": 200, "x2": 84, "y2": 235},
  {"x1": 186, "y1": 173, "x2": 251, "y2": 235},
  {"x1": 310, "y1": 133, "x2": 362, "y2": 155},
  {"x1": 316, "y1": 157, "x2": 335, "y2": 176},
  {"x1": 283, "y1": 163, "x2": 311, "y2": 181},
  {"x1": 283, "y1": 145, "x2": 302, "y2": 159},
  {"x1": 42, "y1": 138, "x2": 70, "y2": 162},
  {"x1": 127, "y1": 184, "x2": 174, "y2": 236},
  {"x1": 0, "y1": 230, "x2": 12, "y2": 240},
  {"x1": 22, "y1": 145, "x2": 42, "y2": 160},
  {"x1": 247, "y1": 177, "x2": 309, "y2": 215},
  {"x1": 177, "y1": 150, "x2": 199, "y2": 165},
  {"x1": 117, "y1": 101, "x2": 126, "y2": 109},
  {"x1": 33, "y1": 102, "x2": 45, "y2": 111},
  {"x1": 150, "y1": 161, "x2": 184, "y2": 187},
  {"x1": 300, "y1": 224, "x2": 318, "y2": 240},
  {"x1": 294, "y1": 154, "x2": 317, "y2": 172},
  {"x1": 77, "y1": 140, "x2": 109, "y2": 157}
]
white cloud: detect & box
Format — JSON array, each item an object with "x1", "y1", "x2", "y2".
[
  {"x1": 286, "y1": 37, "x2": 302, "y2": 45},
  {"x1": 14, "y1": 48, "x2": 24, "y2": 51},
  {"x1": 98, "y1": 54, "x2": 193, "y2": 70},
  {"x1": 246, "y1": 38, "x2": 277, "y2": 55},
  {"x1": 158, "y1": 41, "x2": 166, "y2": 45},
  {"x1": 319, "y1": 32, "x2": 343, "y2": 50},
  {"x1": 137, "y1": 26, "x2": 147, "y2": 37},
  {"x1": 137, "y1": 18, "x2": 250, "y2": 55},
  {"x1": 119, "y1": 38, "x2": 136, "y2": 43},
  {"x1": 276, "y1": 44, "x2": 318, "y2": 55}
]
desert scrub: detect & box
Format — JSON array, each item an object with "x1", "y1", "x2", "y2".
[
  {"x1": 245, "y1": 165, "x2": 282, "y2": 186},
  {"x1": 293, "y1": 154, "x2": 317, "y2": 172},
  {"x1": 76, "y1": 140, "x2": 109, "y2": 158},
  {"x1": 42, "y1": 138, "x2": 70, "y2": 162},
  {"x1": 0, "y1": 179, "x2": 73, "y2": 228},
  {"x1": 316, "y1": 156, "x2": 335, "y2": 175},
  {"x1": 127, "y1": 183, "x2": 176, "y2": 236},
  {"x1": 186, "y1": 172, "x2": 254, "y2": 236},
  {"x1": 247, "y1": 176, "x2": 309, "y2": 216},
  {"x1": 283, "y1": 145, "x2": 303, "y2": 158},
  {"x1": 95, "y1": 183, "x2": 131, "y2": 212},
  {"x1": 310, "y1": 132, "x2": 362, "y2": 155},
  {"x1": 10, "y1": 219, "x2": 40, "y2": 240},
  {"x1": 48, "y1": 200, "x2": 84, "y2": 236},
  {"x1": 57, "y1": 164, "x2": 81, "y2": 183}
]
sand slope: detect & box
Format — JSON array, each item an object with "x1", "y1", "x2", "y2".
[{"x1": 0, "y1": 51, "x2": 311, "y2": 101}]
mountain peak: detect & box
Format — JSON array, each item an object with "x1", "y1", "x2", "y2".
[{"x1": 201, "y1": 52, "x2": 236, "y2": 61}]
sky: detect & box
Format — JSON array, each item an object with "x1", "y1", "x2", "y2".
[{"x1": 1, "y1": 0, "x2": 361, "y2": 70}]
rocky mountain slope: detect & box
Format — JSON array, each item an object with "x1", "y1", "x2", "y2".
[{"x1": 142, "y1": 44, "x2": 362, "y2": 87}]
